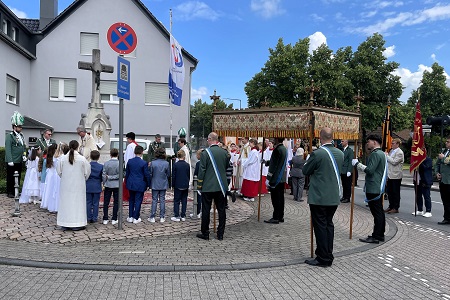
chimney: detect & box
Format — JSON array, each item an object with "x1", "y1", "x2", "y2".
[{"x1": 39, "y1": 0, "x2": 58, "y2": 30}]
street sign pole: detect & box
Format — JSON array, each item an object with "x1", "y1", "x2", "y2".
[{"x1": 118, "y1": 94, "x2": 124, "y2": 230}]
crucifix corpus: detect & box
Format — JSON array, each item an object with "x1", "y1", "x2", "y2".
[{"x1": 78, "y1": 49, "x2": 114, "y2": 107}]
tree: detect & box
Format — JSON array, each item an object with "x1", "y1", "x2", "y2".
[{"x1": 190, "y1": 98, "x2": 232, "y2": 148}]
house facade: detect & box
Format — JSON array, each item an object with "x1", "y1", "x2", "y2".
[{"x1": 0, "y1": 0, "x2": 197, "y2": 148}]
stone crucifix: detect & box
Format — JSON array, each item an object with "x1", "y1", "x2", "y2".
[
  {"x1": 210, "y1": 89, "x2": 221, "y2": 111},
  {"x1": 78, "y1": 49, "x2": 114, "y2": 108}
]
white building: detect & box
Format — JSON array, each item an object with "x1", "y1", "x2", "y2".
[{"x1": 0, "y1": 0, "x2": 197, "y2": 147}]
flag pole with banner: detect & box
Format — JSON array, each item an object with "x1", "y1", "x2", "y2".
[
  {"x1": 381, "y1": 96, "x2": 392, "y2": 152},
  {"x1": 410, "y1": 95, "x2": 427, "y2": 216}
]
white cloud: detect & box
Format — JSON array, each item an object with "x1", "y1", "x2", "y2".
[
  {"x1": 10, "y1": 7, "x2": 27, "y2": 18},
  {"x1": 250, "y1": 0, "x2": 285, "y2": 19},
  {"x1": 393, "y1": 64, "x2": 431, "y2": 101},
  {"x1": 436, "y1": 43, "x2": 445, "y2": 50},
  {"x1": 383, "y1": 45, "x2": 396, "y2": 58},
  {"x1": 311, "y1": 13, "x2": 325, "y2": 22},
  {"x1": 308, "y1": 32, "x2": 327, "y2": 53},
  {"x1": 361, "y1": 10, "x2": 378, "y2": 18},
  {"x1": 431, "y1": 53, "x2": 437, "y2": 61},
  {"x1": 175, "y1": 1, "x2": 220, "y2": 21},
  {"x1": 191, "y1": 86, "x2": 208, "y2": 102},
  {"x1": 351, "y1": 4, "x2": 450, "y2": 35}
]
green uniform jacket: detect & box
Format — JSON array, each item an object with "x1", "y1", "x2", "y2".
[
  {"x1": 341, "y1": 146, "x2": 354, "y2": 175},
  {"x1": 435, "y1": 150, "x2": 450, "y2": 184},
  {"x1": 5, "y1": 132, "x2": 26, "y2": 163},
  {"x1": 36, "y1": 137, "x2": 56, "y2": 151},
  {"x1": 267, "y1": 144, "x2": 287, "y2": 186},
  {"x1": 303, "y1": 144, "x2": 344, "y2": 206},
  {"x1": 147, "y1": 141, "x2": 162, "y2": 162},
  {"x1": 197, "y1": 145, "x2": 228, "y2": 193},
  {"x1": 363, "y1": 148, "x2": 386, "y2": 194}
]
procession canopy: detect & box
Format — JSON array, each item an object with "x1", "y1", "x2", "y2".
[{"x1": 213, "y1": 106, "x2": 360, "y2": 140}]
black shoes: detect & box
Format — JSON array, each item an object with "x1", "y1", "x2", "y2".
[
  {"x1": 217, "y1": 235, "x2": 223, "y2": 241},
  {"x1": 340, "y1": 198, "x2": 350, "y2": 203},
  {"x1": 231, "y1": 192, "x2": 237, "y2": 203},
  {"x1": 196, "y1": 233, "x2": 209, "y2": 240},
  {"x1": 264, "y1": 218, "x2": 279, "y2": 224},
  {"x1": 305, "y1": 259, "x2": 331, "y2": 267},
  {"x1": 438, "y1": 220, "x2": 450, "y2": 225},
  {"x1": 359, "y1": 236, "x2": 380, "y2": 244}
]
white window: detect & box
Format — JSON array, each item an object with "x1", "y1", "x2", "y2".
[
  {"x1": 100, "y1": 80, "x2": 118, "y2": 103},
  {"x1": 2, "y1": 19, "x2": 7, "y2": 34},
  {"x1": 49, "y1": 78, "x2": 76, "y2": 102},
  {"x1": 11, "y1": 27, "x2": 16, "y2": 41},
  {"x1": 145, "y1": 82, "x2": 169, "y2": 105},
  {"x1": 6, "y1": 75, "x2": 18, "y2": 104},
  {"x1": 80, "y1": 32, "x2": 99, "y2": 55}
]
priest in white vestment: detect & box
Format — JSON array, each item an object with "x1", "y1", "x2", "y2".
[{"x1": 57, "y1": 140, "x2": 91, "y2": 229}]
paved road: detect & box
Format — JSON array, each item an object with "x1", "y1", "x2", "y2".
[{"x1": 1, "y1": 176, "x2": 450, "y2": 299}]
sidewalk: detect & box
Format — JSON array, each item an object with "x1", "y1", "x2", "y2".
[{"x1": 357, "y1": 169, "x2": 440, "y2": 191}]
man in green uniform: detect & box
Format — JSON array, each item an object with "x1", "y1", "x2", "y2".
[
  {"x1": 147, "y1": 134, "x2": 163, "y2": 163},
  {"x1": 352, "y1": 134, "x2": 387, "y2": 244},
  {"x1": 435, "y1": 137, "x2": 450, "y2": 225},
  {"x1": 196, "y1": 132, "x2": 229, "y2": 241},
  {"x1": 5, "y1": 111, "x2": 27, "y2": 198},
  {"x1": 303, "y1": 128, "x2": 343, "y2": 267},
  {"x1": 36, "y1": 128, "x2": 56, "y2": 151}
]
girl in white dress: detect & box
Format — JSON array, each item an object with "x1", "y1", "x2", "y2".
[
  {"x1": 46, "y1": 143, "x2": 69, "y2": 213},
  {"x1": 41, "y1": 144, "x2": 58, "y2": 211},
  {"x1": 19, "y1": 146, "x2": 41, "y2": 204}
]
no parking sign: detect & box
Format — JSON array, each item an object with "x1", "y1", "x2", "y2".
[{"x1": 107, "y1": 22, "x2": 137, "y2": 54}]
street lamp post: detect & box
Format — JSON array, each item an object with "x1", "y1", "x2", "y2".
[{"x1": 223, "y1": 98, "x2": 242, "y2": 110}]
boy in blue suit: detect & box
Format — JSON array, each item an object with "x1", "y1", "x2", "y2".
[
  {"x1": 125, "y1": 145, "x2": 150, "y2": 224},
  {"x1": 86, "y1": 150, "x2": 103, "y2": 223},
  {"x1": 172, "y1": 150, "x2": 191, "y2": 221}
]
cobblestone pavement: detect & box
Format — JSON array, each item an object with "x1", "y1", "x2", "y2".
[{"x1": 1, "y1": 191, "x2": 450, "y2": 299}]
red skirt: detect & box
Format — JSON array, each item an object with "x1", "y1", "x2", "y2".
[
  {"x1": 261, "y1": 175, "x2": 268, "y2": 194},
  {"x1": 241, "y1": 179, "x2": 259, "y2": 198}
]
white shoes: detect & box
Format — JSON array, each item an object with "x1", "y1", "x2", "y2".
[
  {"x1": 126, "y1": 217, "x2": 134, "y2": 223},
  {"x1": 103, "y1": 220, "x2": 109, "y2": 225},
  {"x1": 197, "y1": 213, "x2": 202, "y2": 219},
  {"x1": 133, "y1": 218, "x2": 142, "y2": 224},
  {"x1": 423, "y1": 212, "x2": 432, "y2": 218},
  {"x1": 244, "y1": 197, "x2": 255, "y2": 202},
  {"x1": 412, "y1": 211, "x2": 424, "y2": 216},
  {"x1": 148, "y1": 217, "x2": 156, "y2": 223},
  {"x1": 171, "y1": 217, "x2": 180, "y2": 222},
  {"x1": 111, "y1": 220, "x2": 118, "y2": 225},
  {"x1": 181, "y1": 217, "x2": 186, "y2": 222},
  {"x1": 160, "y1": 217, "x2": 165, "y2": 223}
]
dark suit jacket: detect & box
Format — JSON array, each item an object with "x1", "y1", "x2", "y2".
[
  {"x1": 341, "y1": 146, "x2": 354, "y2": 174},
  {"x1": 267, "y1": 143, "x2": 288, "y2": 186},
  {"x1": 173, "y1": 160, "x2": 191, "y2": 190},
  {"x1": 125, "y1": 157, "x2": 150, "y2": 192},
  {"x1": 419, "y1": 157, "x2": 433, "y2": 186},
  {"x1": 86, "y1": 161, "x2": 103, "y2": 193}
]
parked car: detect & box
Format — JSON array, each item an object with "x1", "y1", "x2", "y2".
[{"x1": 110, "y1": 138, "x2": 151, "y2": 154}]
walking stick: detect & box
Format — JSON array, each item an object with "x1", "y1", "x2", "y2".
[
  {"x1": 349, "y1": 140, "x2": 358, "y2": 239},
  {"x1": 257, "y1": 137, "x2": 266, "y2": 222},
  {"x1": 213, "y1": 202, "x2": 216, "y2": 233}
]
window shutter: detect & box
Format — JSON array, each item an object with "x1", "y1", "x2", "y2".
[
  {"x1": 6, "y1": 76, "x2": 17, "y2": 97},
  {"x1": 80, "y1": 33, "x2": 99, "y2": 55},
  {"x1": 145, "y1": 83, "x2": 169, "y2": 105},
  {"x1": 49, "y1": 78, "x2": 59, "y2": 98},
  {"x1": 64, "y1": 79, "x2": 76, "y2": 97},
  {"x1": 100, "y1": 81, "x2": 117, "y2": 95}
]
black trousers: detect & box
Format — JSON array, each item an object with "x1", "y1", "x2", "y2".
[
  {"x1": 310, "y1": 204, "x2": 338, "y2": 265},
  {"x1": 387, "y1": 178, "x2": 402, "y2": 210},
  {"x1": 340, "y1": 174, "x2": 352, "y2": 200},
  {"x1": 367, "y1": 193, "x2": 385, "y2": 240},
  {"x1": 269, "y1": 182, "x2": 285, "y2": 221},
  {"x1": 103, "y1": 187, "x2": 119, "y2": 221},
  {"x1": 201, "y1": 191, "x2": 226, "y2": 237},
  {"x1": 439, "y1": 183, "x2": 450, "y2": 221},
  {"x1": 6, "y1": 162, "x2": 23, "y2": 196}
]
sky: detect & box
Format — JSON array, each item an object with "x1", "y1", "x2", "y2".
[{"x1": 4, "y1": 0, "x2": 450, "y2": 108}]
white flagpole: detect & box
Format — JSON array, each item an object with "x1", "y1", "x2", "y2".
[{"x1": 169, "y1": 9, "x2": 173, "y2": 156}]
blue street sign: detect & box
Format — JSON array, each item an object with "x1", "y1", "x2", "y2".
[{"x1": 117, "y1": 56, "x2": 130, "y2": 100}]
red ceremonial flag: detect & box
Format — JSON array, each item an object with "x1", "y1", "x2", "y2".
[{"x1": 410, "y1": 101, "x2": 427, "y2": 172}]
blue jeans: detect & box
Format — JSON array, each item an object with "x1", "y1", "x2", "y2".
[
  {"x1": 86, "y1": 192, "x2": 100, "y2": 221},
  {"x1": 417, "y1": 183, "x2": 431, "y2": 212},
  {"x1": 173, "y1": 188, "x2": 188, "y2": 218},
  {"x1": 103, "y1": 187, "x2": 119, "y2": 220},
  {"x1": 128, "y1": 190, "x2": 144, "y2": 220},
  {"x1": 151, "y1": 189, "x2": 166, "y2": 218}
]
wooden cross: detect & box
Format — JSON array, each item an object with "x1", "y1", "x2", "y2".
[
  {"x1": 353, "y1": 89, "x2": 364, "y2": 112},
  {"x1": 210, "y1": 89, "x2": 221, "y2": 110},
  {"x1": 305, "y1": 79, "x2": 320, "y2": 106},
  {"x1": 78, "y1": 49, "x2": 114, "y2": 107}
]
